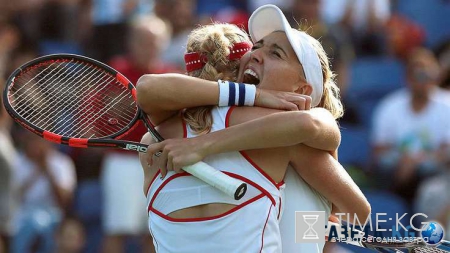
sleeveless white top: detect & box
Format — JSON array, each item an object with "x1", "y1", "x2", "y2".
[
  {"x1": 280, "y1": 166, "x2": 332, "y2": 253},
  {"x1": 146, "y1": 106, "x2": 285, "y2": 253}
]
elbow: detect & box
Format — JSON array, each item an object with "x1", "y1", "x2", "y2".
[
  {"x1": 136, "y1": 74, "x2": 158, "y2": 111},
  {"x1": 337, "y1": 196, "x2": 371, "y2": 224},
  {"x1": 358, "y1": 201, "x2": 372, "y2": 225},
  {"x1": 294, "y1": 112, "x2": 321, "y2": 142},
  {"x1": 352, "y1": 198, "x2": 372, "y2": 225}
]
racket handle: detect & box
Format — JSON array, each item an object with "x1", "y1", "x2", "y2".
[{"x1": 183, "y1": 161, "x2": 247, "y2": 200}]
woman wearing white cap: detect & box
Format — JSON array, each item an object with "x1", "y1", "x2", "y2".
[{"x1": 138, "y1": 4, "x2": 370, "y2": 253}]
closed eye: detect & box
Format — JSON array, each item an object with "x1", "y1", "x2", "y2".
[
  {"x1": 272, "y1": 51, "x2": 282, "y2": 58},
  {"x1": 251, "y1": 45, "x2": 261, "y2": 51}
]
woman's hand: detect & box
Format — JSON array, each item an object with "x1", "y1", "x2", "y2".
[
  {"x1": 255, "y1": 89, "x2": 312, "y2": 111},
  {"x1": 146, "y1": 137, "x2": 209, "y2": 178}
]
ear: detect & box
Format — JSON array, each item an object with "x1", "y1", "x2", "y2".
[{"x1": 295, "y1": 83, "x2": 313, "y2": 96}]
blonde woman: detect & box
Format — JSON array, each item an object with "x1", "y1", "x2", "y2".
[{"x1": 138, "y1": 5, "x2": 370, "y2": 252}]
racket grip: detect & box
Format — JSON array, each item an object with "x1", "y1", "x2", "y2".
[{"x1": 182, "y1": 161, "x2": 247, "y2": 200}]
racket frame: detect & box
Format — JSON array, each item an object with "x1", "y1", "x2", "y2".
[{"x1": 2, "y1": 54, "x2": 161, "y2": 151}]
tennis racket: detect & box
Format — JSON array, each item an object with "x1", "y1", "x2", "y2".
[
  {"x1": 328, "y1": 222, "x2": 450, "y2": 252},
  {"x1": 2, "y1": 53, "x2": 247, "y2": 200},
  {"x1": 344, "y1": 235, "x2": 450, "y2": 252}
]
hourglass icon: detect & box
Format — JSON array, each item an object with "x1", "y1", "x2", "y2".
[{"x1": 303, "y1": 214, "x2": 319, "y2": 240}]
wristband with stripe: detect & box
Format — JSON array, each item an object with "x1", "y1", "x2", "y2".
[{"x1": 218, "y1": 80, "x2": 256, "y2": 107}]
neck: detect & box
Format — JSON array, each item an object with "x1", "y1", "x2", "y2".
[{"x1": 410, "y1": 93, "x2": 429, "y2": 113}]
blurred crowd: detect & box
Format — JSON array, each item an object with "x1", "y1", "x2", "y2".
[{"x1": 0, "y1": 0, "x2": 449, "y2": 252}]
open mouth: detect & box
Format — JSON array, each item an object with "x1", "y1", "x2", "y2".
[{"x1": 243, "y1": 69, "x2": 260, "y2": 85}]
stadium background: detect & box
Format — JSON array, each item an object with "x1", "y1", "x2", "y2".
[{"x1": 0, "y1": 0, "x2": 449, "y2": 252}]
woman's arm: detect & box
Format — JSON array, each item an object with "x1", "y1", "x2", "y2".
[
  {"x1": 136, "y1": 73, "x2": 313, "y2": 125},
  {"x1": 145, "y1": 108, "x2": 340, "y2": 172},
  {"x1": 136, "y1": 74, "x2": 219, "y2": 125},
  {"x1": 202, "y1": 108, "x2": 339, "y2": 153},
  {"x1": 289, "y1": 144, "x2": 371, "y2": 223}
]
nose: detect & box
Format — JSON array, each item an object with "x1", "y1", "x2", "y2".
[{"x1": 250, "y1": 48, "x2": 263, "y2": 64}]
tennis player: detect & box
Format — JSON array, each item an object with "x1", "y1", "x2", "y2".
[{"x1": 138, "y1": 5, "x2": 370, "y2": 252}]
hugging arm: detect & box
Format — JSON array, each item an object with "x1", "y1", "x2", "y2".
[
  {"x1": 136, "y1": 73, "x2": 312, "y2": 126},
  {"x1": 194, "y1": 108, "x2": 339, "y2": 154},
  {"x1": 136, "y1": 74, "x2": 220, "y2": 125},
  {"x1": 146, "y1": 107, "x2": 340, "y2": 172},
  {"x1": 289, "y1": 145, "x2": 371, "y2": 223}
]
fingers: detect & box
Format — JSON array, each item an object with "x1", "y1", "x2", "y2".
[
  {"x1": 172, "y1": 157, "x2": 183, "y2": 173},
  {"x1": 146, "y1": 142, "x2": 164, "y2": 166},
  {"x1": 287, "y1": 94, "x2": 312, "y2": 111},
  {"x1": 328, "y1": 215, "x2": 341, "y2": 224},
  {"x1": 304, "y1": 95, "x2": 312, "y2": 110},
  {"x1": 166, "y1": 151, "x2": 173, "y2": 173},
  {"x1": 158, "y1": 148, "x2": 169, "y2": 179}
]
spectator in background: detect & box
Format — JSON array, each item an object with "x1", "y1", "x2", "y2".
[
  {"x1": 154, "y1": 0, "x2": 197, "y2": 70},
  {"x1": 385, "y1": 14, "x2": 425, "y2": 60},
  {"x1": 288, "y1": 0, "x2": 355, "y2": 95},
  {"x1": 109, "y1": 15, "x2": 174, "y2": 82},
  {"x1": 12, "y1": 131, "x2": 76, "y2": 253},
  {"x1": 371, "y1": 47, "x2": 450, "y2": 209},
  {"x1": 321, "y1": 0, "x2": 391, "y2": 56},
  {"x1": 37, "y1": 0, "x2": 84, "y2": 55},
  {"x1": 101, "y1": 15, "x2": 171, "y2": 253},
  {"x1": 87, "y1": 0, "x2": 144, "y2": 62}
]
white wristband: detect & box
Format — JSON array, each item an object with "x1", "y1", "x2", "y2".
[{"x1": 218, "y1": 80, "x2": 256, "y2": 107}]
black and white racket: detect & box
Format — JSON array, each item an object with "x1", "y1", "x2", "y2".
[
  {"x1": 329, "y1": 222, "x2": 450, "y2": 252},
  {"x1": 2, "y1": 54, "x2": 247, "y2": 200},
  {"x1": 344, "y1": 235, "x2": 450, "y2": 252}
]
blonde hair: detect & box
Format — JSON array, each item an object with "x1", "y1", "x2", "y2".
[
  {"x1": 309, "y1": 37, "x2": 344, "y2": 119},
  {"x1": 183, "y1": 23, "x2": 251, "y2": 134}
]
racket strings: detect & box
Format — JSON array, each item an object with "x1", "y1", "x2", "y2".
[
  {"x1": 14, "y1": 61, "x2": 104, "y2": 129},
  {"x1": 30, "y1": 65, "x2": 117, "y2": 133},
  {"x1": 413, "y1": 248, "x2": 448, "y2": 253},
  {"x1": 64, "y1": 89, "x2": 132, "y2": 138},
  {"x1": 18, "y1": 61, "x2": 94, "y2": 124},
  {"x1": 11, "y1": 60, "x2": 64, "y2": 101},
  {"x1": 9, "y1": 59, "x2": 138, "y2": 138}
]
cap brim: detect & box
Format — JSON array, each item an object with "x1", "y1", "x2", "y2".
[{"x1": 248, "y1": 4, "x2": 291, "y2": 43}]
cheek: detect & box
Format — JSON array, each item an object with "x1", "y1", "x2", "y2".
[
  {"x1": 237, "y1": 53, "x2": 251, "y2": 82},
  {"x1": 272, "y1": 67, "x2": 300, "y2": 88}
]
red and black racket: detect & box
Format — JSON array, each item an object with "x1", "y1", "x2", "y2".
[{"x1": 3, "y1": 54, "x2": 247, "y2": 200}]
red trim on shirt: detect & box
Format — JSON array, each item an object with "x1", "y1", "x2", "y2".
[
  {"x1": 148, "y1": 171, "x2": 276, "y2": 222},
  {"x1": 226, "y1": 172, "x2": 276, "y2": 205},
  {"x1": 146, "y1": 170, "x2": 161, "y2": 198},
  {"x1": 260, "y1": 205, "x2": 273, "y2": 253},
  {"x1": 181, "y1": 117, "x2": 187, "y2": 138},
  {"x1": 151, "y1": 193, "x2": 265, "y2": 222},
  {"x1": 277, "y1": 196, "x2": 282, "y2": 220},
  {"x1": 224, "y1": 106, "x2": 283, "y2": 189},
  {"x1": 148, "y1": 172, "x2": 189, "y2": 213},
  {"x1": 225, "y1": 106, "x2": 236, "y2": 127}
]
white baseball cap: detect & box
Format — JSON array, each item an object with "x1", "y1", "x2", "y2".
[{"x1": 248, "y1": 4, "x2": 324, "y2": 107}]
